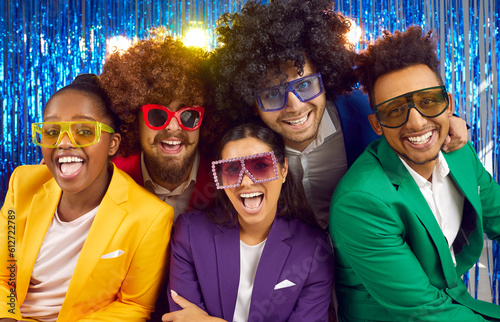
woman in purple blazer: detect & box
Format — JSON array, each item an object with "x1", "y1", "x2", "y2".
[{"x1": 162, "y1": 123, "x2": 334, "y2": 322}]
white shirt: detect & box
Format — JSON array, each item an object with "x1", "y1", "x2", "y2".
[
  {"x1": 20, "y1": 206, "x2": 98, "y2": 321},
  {"x1": 400, "y1": 152, "x2": 464, "y2": 264},
  {"x1": 233, "y1": 239, "x2": 267, "y2": 322},
  {"x1": 141, "y1": 151, "x2": 199, "y2": 220},
  {"x1": 285, "y1": 101, "x2": 348, "y2": 228}
]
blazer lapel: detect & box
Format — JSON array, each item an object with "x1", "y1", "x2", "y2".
[
  {"x1": 17, "y1": 179, "x2": 61, "y2": 304},
  {"x1": 249, "y1": 217, "x2": 291, "y2": 318},
  {"x1": 445, "y1": 151, "x2": 483, "y2": 275},
  {"x1": 214, "y1": 225, "x2": 240, "y2": 320},
  {"x1": 59, "y1": 165, "x2": 128, "y2": 317},
  {"x1": 377, "y1": 138, "x2": 458, "y2": 286}
]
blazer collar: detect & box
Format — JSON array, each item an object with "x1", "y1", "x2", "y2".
[
  {"x1": 443, "y1": 146, "x2": 483, "y2": 275},
  {"x1": 55, "y1": 165, "x2": 129, "y2": 319},
  {"x1": 214, "y1": 222, "x2": 240, "y2": 320},
  {"x1": 17, "y1": 178, "x2": 62, "y2": 303},
  {"x1": 376, "y1": 138, "x2": 458, "y2": 286},
  {"x1": 249, "y1": 216, "x2": 291, "y2": 319},
  {"x1": 214, "y1": 214, "x2": 292, "y2": 320}
]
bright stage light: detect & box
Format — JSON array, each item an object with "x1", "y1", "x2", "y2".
[
  {"x1": 106, "y1": 36, "x2": 133, "y2": 56},
  {"x1": 184, "y1": 28, "x2": 207, "y2": 48},
  {"x1": 346, "y1": 20, "x2": 362, "y2": 45}
]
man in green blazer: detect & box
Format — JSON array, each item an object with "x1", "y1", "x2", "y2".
[{"x1": 329, "y1": 26, "x2": 500, "y2": 321}]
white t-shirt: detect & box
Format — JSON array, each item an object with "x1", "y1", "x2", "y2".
[
  {"x1": 232, "y1": 239, "x2": 267, "y2": 322},
  {"x1": 20, "y1": 206, "x2": 98, "y2": 321}
]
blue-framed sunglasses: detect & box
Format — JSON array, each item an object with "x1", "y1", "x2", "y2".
[{"x1": 255, "y1": 73, "x2": 324, "y2": 112}]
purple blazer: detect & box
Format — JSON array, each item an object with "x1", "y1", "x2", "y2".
[{"x1": 168, "y1": 210, "x2": 334, "y2": 322}]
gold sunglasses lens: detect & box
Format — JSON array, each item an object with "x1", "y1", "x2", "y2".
[
  {"x1": 69, "y1": 123, "x2": 98, "y2": 146},
  {"x1": 34, "y1": 122, "x2": 98, "y2": 147},
  {"x1": 35, "y1": 123, "x2": 61, "y2": 147}
]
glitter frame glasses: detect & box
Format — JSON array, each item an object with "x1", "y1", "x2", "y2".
[
  {"x1": 255, "y1": 73, "x2": 324, "y2": 112},
  {"x1": 211, "y1": 151, "x2": 280, "y2": 189},
  {"x1": 141, "y1": 104, "x2": 205, "y2": 131},
  {"x1": 374, "y1": 86, "x2": 449, "y2": 128},
  {"x1": 32, "y1": 121, "x2": 115, "y2": 148}
]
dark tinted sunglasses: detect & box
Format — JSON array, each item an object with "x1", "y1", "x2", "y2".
[
  {"x1": 141, "y1": 104, "x2": 204, "y2": 131},
  {"x1": 374, "y1": 86, "x2": 449, "y2": 128}
]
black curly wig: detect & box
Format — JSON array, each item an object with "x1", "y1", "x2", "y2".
[
  {"x1": 356, "y1": 26, "x2": 443, "y2": 109},
  {"x1": 208, "y1": 0, "x2": 357, "y2": 125}
]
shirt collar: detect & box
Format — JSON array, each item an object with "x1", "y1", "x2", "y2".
[
  {"x1": 400, "y1": 151, "x2": 449, "y2": 188},
  {"x1": 141, "y1": 150, "x2": 199, "y2": 196},
  {"x1": 286, "y1": 100, "x2": 337, "y2": 154}
]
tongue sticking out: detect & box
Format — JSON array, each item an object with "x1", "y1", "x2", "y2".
[
  {"x1": 243, "y1": 195, "x2": 263, "y2": 209},
  {"x1": 60, "y1": 162, "x2": 83, "y2": 176}
]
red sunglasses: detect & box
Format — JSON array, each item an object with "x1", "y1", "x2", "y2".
[{"x1": 141, "y1": 104, "x2": 205, "y2": 131}]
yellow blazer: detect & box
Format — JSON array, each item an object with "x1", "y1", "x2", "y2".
[{"x1": 0, "y1": 163, "x2": 174, "y2": 321}]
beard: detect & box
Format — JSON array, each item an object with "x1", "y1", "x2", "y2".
[
  {"x1": 143, "y1": 134, "x2": 197, "y2": 187},
  {"x1": 145, "y1": 150, "x2": 196, "y2": 186}
]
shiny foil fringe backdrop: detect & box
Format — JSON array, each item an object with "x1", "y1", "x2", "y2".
[
  {"x1": 0, "y1": 0, "x2": 246, "y2": 200},
  {"x1": 0, "y1": 0, "x2": 499, "y2": 303}
]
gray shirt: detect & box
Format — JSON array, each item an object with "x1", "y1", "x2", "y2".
[{"x1": 285, "y1": 101, "x2": 347, "y2": 229}]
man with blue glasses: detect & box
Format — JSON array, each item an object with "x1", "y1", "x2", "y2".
[
  {"x1": 330, "y1": 26, "x2": 500, "y2": 321},
  {"x1": 210, "y1": 0, "x2": 467, "y2": 229}
]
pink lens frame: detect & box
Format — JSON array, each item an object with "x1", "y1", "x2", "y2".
[
  {"x1": 141, "y1": 104, "x2": 205, "y2": 131},
  {"x1": 211, "y1": 151, "x2": 279, "y2": 190}
]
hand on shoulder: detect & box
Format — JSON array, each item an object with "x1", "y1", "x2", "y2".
[{"x1": 443, "y1": 115, "x2": 468, "y2": 153}]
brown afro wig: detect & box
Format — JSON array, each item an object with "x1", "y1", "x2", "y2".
[{"x1": 100, "y1": 28, "x2": 209, "y2": 157}]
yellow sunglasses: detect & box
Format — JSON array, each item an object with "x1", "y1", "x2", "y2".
[{"x1": 32, "y1": 121, "x2": 115, "y2": 148}]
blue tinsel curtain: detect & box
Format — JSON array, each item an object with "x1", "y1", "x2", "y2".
[
  {"x1": 1, "y1": 0, "x2": 499, "y2": 304},
  {"x1": 0, "y1": 0, "x2": 246, "y2": 201}
]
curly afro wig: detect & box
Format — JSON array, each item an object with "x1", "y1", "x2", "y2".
[
  {"x1": 100, "y1": 28, "x2": 209, "y2": 157},
  {"x1": 356, "y1": 25, "x2": 442, "y2": 108},
  {"x1": 208, "y1": 0, "x2": 357, "y2": 124}
]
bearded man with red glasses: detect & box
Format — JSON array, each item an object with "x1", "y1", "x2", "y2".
[{"x1": 100, "y1": 28, "x2": 215, "y2": 219}]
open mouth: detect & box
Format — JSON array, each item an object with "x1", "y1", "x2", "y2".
[
  {"x1": 406, "y1": 130, "x2": 434, "y2": 145},
  {"x1": 160, "y1": 140, "x2": 184, "y2": 153},
  {"x1": 57, "y1": 156, "x2": 84, "y2": 177},
  {"x1": 284, "y1": 112, "x2": 309, "y2": 126},
  {"x1": 240, "y1": 192, "x2": 264, "y2": 211}
]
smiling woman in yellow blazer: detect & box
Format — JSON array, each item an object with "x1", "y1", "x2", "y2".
[{"x1": 0, "y1": 74, "x2": 174, "y2": 321}]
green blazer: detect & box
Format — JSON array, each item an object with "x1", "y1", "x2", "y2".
[{"x1": 329, "y1": 138, "x2": 500, "y2": 321}]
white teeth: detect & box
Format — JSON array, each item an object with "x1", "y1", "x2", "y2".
[
  {"x1": 285, "y1": 114, "x2": 308, "y2": 125},
  {"x1": 240, "y1": 192, "x2": 264, "y2": 198},
  {"x1": 163, "y1": 140, "x2": 182, "y2": 145},
  {"x1": 58, "y1": 156, "x2": 84, "y2": 163},
  {"x1": 407, "y1": 131, "x2": 433, "y2": 144}
]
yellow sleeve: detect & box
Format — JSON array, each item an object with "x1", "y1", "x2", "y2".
[{"x1": 0, "y1": 168, "x2": 23, "y2": 320}]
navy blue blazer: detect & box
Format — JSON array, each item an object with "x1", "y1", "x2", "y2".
[{"x1": 331, "y1": 89, "x2": 380, "y2": 167}]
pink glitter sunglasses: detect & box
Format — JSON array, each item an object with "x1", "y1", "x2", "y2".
[{"x1": 212, "y1": 151, "x2": 279, "y2": 189}]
